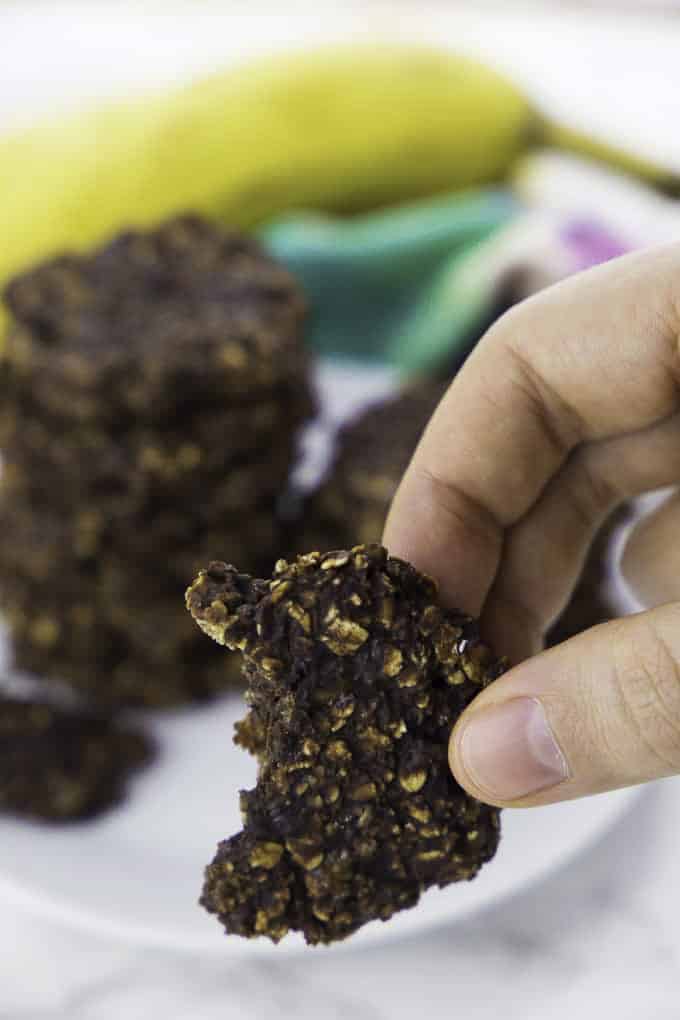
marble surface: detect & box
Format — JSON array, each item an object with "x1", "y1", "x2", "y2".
[{"x1": 2, "y1": 3, "x2": 680, "y2": 1017}]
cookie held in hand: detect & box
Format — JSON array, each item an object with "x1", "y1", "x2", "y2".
[{"x1": 187, "y1": 544, "x2": 504, "y2": 945}]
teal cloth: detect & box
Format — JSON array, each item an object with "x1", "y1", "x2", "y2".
[{"x1": 258, "y1": 189, "x2": 518, "y2": 372}]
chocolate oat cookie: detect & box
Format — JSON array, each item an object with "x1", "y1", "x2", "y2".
[
  {"x1": 186, "y1": 544, "x2": 504, "y2": 945},
  {"x1": 11, "y1": 637, "x2": 239, "y2": 708},
  {"x1": 0, "y1": 471, "x2": 284, "y2": 575},
  {"x1": 0, "y1": 381, "x2": 311, "y2": 479},
  {"x1": 303, "y1": 381, "x2": 447, "y2": 549},
  {"x1": 0, "y1": 411, "x2": 300, "y2": 524},
  {"x1": 3, "y1": 567, "x2": 243, "y2": 707},
  {"x1": 0, "y1": 494, "x2": 275, "y2": 705},
  {"x1": 2, "y1": 215, "x2": 309, "y2": 425},
  {"x1": 0, "y1": 695, "x2": 153, "y2": 821}
]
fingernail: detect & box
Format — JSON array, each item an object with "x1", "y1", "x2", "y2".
[{"x1": 457, "y1": 697, "x2": 569, "y2": 801}]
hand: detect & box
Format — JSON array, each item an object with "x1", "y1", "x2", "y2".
[{"x1": 383, "y1": 244, "x2": 680, "y2": 807}]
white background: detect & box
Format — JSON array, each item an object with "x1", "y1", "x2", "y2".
[{"x1": 2, "y1": 3, "x2": 680, "y2": 1018}]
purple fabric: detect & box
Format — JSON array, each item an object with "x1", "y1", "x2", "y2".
[{"x1": 561, "y1": 220, "x2": 629, "y2": 270}]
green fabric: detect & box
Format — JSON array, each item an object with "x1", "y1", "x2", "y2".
[{"x1": 258, "y1": 189, "x2": 518, "y2": 371}]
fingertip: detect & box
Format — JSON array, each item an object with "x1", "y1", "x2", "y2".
[{"x1": 449, "y1": 696, "x2": 571, "y2": 808}]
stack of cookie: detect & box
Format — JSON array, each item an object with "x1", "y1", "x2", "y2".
[{"x1": 0, "y1": 216, "x2": 313, "y2": 706}]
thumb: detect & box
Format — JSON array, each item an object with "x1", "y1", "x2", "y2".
[{"x1": 450, "y1": 604, "x2": 680, "y2": 806}]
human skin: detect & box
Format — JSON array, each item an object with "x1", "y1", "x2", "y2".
[{"x1": 384, "y1": 243, "x2": 680, "y2": 807}]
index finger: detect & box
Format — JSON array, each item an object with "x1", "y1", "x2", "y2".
[{"x1": 383, "y1": 243, "x2": 680, "y2": 613}]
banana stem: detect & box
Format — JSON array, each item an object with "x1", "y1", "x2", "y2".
[{"x1": 539, "y1": 118, "x2": 680, "y2": 196}]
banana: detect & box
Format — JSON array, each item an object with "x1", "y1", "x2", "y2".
[
  {"x1": 0, "y1": 44, "x2": 675, "y2": 298},
  {"x1": 0, "y1": 47, "x2": 533, "y2": 290}
]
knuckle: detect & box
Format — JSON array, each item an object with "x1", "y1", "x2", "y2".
[
  {"x1": 503, "y1": 343, "x2": 578, "y2": 467},
  {"x1": 414, "y1": 464, "x2": 502, "y2": 553},
  {"x1": 490, "y1": 318, "x2": 584, "y2": 462},
  {"x1": 611, "y1": 616, "x2": 680, "y2": 774}
]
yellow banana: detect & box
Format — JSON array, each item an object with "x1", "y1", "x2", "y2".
[
  {"x1": 0, "y1": 44, "x2": 675, "y2": 299},
  {"x1": 0, "y1": 47, "x2": 532, "y2": 289}
]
